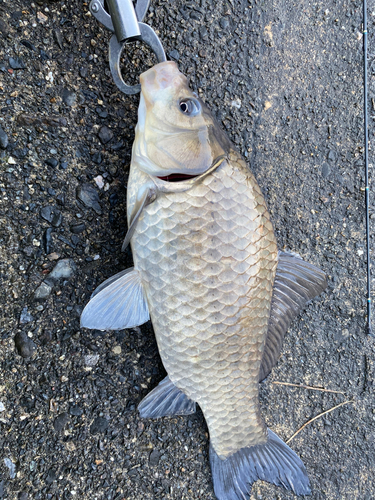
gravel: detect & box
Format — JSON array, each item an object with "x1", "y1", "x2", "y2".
[{"x1": 0, "y1": 0, "x2": 374, "y2": 499}]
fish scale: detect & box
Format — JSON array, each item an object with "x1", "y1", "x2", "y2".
[{"x1": 129, "y1": 150, "x2": 278, "y2": 458}]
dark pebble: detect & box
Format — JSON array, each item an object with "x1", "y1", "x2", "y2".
[
  {"x1": 40, "y1": 49, "x2": 50, "y2": 61},
  {"x1": 45, "y1": 469, "x2": 57, "y2": 484},
  {"x1": 43, "y1": 228, "x2": 53, "y2": 253},
  {"x1": 69, "y1": 405, "x2": 83, "y2": 416},
  {"x1": 0, "y1": 19, "x2": 10, "y2": 37},
  {"x1": 169, "y1": 49, "x2": 180, "y2": 61},
  {"x1": 21, "y1": 40, "x2": 36, "y2": 51},
  {"x1": 92, "y1": 152, "x2": 102, "y2": 164},
  {"x1": 54, "y1": 29, "x2": 63, "y2": 49},
  {"x1": 98, "y1": 126, "x2": 113, "y2": 144},
  {"x1": 70, "y1": 222, "x2": 86, "y2": 234},
  {"x1": 322, "y1": 162, "x2": 331, "y2": 178},
  {"x1": 51, "y1": 211, "x2": 63, "y2": 227},
  {"x1": 53, "y1": 412, "x2": 70, "y2": 432},
  {"x1": 96, "y1": 107, "x2": 108, "y2": 118},
  {"x1": 62, "y1": 88, "x2": 76, "y2": 106},
  {"x1": 40, "y1": 206, "x2": 61, "y2": 226},
  {"x1": 328, "y1": 150, "x2": 337, "y2": 161},
  {"x1": 14, "y1": 332, "x2": 36, "y2": 358},
  {"x1": 76, "y1": 183, "x2": 102, "y2": 214},
  {"x1": 90, "y1": 417, "x2": 108, "y2": 434},
  {"x1": 149, "y1": 449, "x2": 161, "y2": 466},
  {"x1": 0, "y1": 480, "x2": 4, "y2": 499},
  {"x1": 18, "y1": 492, "x2": 28, "y2": 500},
  {"x1": 9, "y1": 56, "x2": 25, "y2": 70},
  {"x1": 219, "y1": 17, "x2": 230, "y2": 29},
  {"x1": 45, "y1": 157, "x2": 58, "y2": 168},
  {"x1": 79, "y1": 66, "x2": 87, "y2": 78},
  {"x1": 56, "y1": 193, "x2": 65, "y2": 206},
  {"x1": 0, "y1": 125, "x2": 8, "y2": 149},
  {"x1": 199, "y1": 26, "x2": 208, "y2": 39}
]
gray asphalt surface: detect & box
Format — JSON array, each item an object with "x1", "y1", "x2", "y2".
[{"x1": 0, "y1": 0, "x2": 375, "y2": 499}]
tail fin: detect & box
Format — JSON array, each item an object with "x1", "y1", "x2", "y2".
[{"x1": 209, "y1": 429, "x2": 311, "y2": 499}]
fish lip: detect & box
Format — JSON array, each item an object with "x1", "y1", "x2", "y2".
[{"x1": 152, "y1": 155, "x2": 227, "y2": 193}]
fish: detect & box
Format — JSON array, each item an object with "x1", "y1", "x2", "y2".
[{"x1": 81, "y1": 61, "x2": 327, "y2": 499}]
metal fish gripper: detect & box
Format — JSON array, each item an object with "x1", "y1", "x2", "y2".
[{"x1": 89, "y1": 0, "x2": 166, "y2": 95}]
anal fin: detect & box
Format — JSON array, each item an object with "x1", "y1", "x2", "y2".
[
  {"x1": 138, "y1": 376, "x2": 196, "y2": 418},
  {"x1": 259, "y1": 251, "x2": 327, "y2": 382},
  {"x1": 80, "y1": 267, "x2": 149, "y2": 331}
]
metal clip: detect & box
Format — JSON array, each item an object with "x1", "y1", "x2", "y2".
[{"x1": 89, "y1": 0, "x2": 166, "y2": 95}]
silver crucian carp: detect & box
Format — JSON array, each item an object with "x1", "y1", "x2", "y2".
[{"x1": 81, "y1": 61, "x2": 327, "y2": 499}]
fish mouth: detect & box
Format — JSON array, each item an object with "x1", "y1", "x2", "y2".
[{"x1": 157, "y1": 173, "x2": 200, "y2": 182}]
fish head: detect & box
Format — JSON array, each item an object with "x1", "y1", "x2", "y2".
[{"x1": 134, "y1": 61, "x2": 231, "y2": 180}]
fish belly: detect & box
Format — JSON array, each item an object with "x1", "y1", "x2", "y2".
[{"x1": 131, "y1": 151, "x2": 278, "y2": 458}]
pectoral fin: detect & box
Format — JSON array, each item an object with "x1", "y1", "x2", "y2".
[
  {"x1": 80, "y1": 268, "x2": 150, "y2": 330},
  {"x1": 138, "y1": 376, "x2": 196, "y2": 418},
  {"x1": 122, "y1": 187, "x2": 156, "y2": 252},
  {"x1": 259, "y1": 251, "x2": 327, "y2": 382}
]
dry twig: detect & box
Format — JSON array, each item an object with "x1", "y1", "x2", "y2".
[
  {"x1": 272, "y1": 381, "x2": 345, "y2": 395},
  {"x1": 286, "y1": 400, "x2": 354, "y2": 444}
]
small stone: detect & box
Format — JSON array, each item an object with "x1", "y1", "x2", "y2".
[
  {"x1": 9, "y1": 57, "x2": 25, "y2": 70},
  {"x1": 219, "y1": 17, "x2": 230, "y2": 29},
  {"x1": 70, "y1": 222, "x2": 86, "y2": 234},
  {"x1": 45, "y1": 157, "x2": 58, "y2": 168},
  {"x1": 18, "y1": 493, "x2": 28, "y2": 500},
  {"x1": 149, "y1": 449, "x2": 161, "y2": 466},
  {"x1": 69, "y1": 405, "x2": 83, "y2": 416},
  {"x1": 0, "y1": 125, "x2": 8, "y2": 149},
  {"x1": 40, "y1": 206, "x2": 60, "y2": 224},
  {"x1": 21, "y1": 40, "x2": 36, "y2": 52},
  {"x1": 92, "y1": 152, "x2": 102, "y2": 164},
  {"x1": 112, "y1": 345, "x2": 121, "y2": 355},
  {"x1": 43, "y1": 227, "x2": 53, "y2": 253},
  {"x1": 8, "y1": 157, "x2": 16, "y2": 164},
  {"x1": 84, "y1": 354, "x2": 99, "y2": 367},
  {"x1": 79, "y1": 66, "x2": 88, "y2": 78},
  {"x1": 47, "y1": 253, "x2": 60, "y2": 261},
  {"x1": 168, "y1": 49, "x2": 180, "y2": 61},
  {"x1": 54, "y1": 29, "x2": 63, "y2": 49},
  {"x1": 0, "y1": 402, "x2": 5, "y2": 412},
  {"x1": 54, "y1": 412, "x2": 70, "y2": 432},
  {"x1": 328, "y1": 150, "x2": 336, "y2": 161},
  {"x1": 45, "y1": 469, "x2": 57, "y2": 484},
  {"x1": 94, "y1": 175, "x2": 104, "y2": 189},
  {"x1": 37, "y1": 11, "x2": 48, "y2": 23},
  {"x1": 34, "y1": 282, "x2": 53, "y2": 300},
  {"x1": 49, "y1": 259, "x2": 76, "y2": 279},
  {"x1": 90, "y1": 417, "x2": 108, "y2": 434},
  {"x1": 20, "y1": 306, "x2": 34, "y2": 324},
  {"x1": 0, "y1": 480, "x2": 4, "y2": 499},
  {"x1": 14, "y1": 332, "x2": 36, "y2": 358},
  {"x1": 321, "y1": 162, "x2": 331, "y2": 178},
  {"x1": 4, "y1": 458, "x2": 16, "y2": 479},
  {"x1": 76, "y1": 183, "x2": 102, "y2": 214},
  {"x1": 62, "y1": 88, "x2": 76, "y2": 106},
  {"x1": 231, "y1": 99, "x2": 241, "y2": 109},
  {"x1": 98, "y1": 126, "x2": 113, "y2": 144}
]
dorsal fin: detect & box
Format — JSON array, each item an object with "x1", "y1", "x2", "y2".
[{"x1": 259, "y1": 252, "x2": 327, "y2": 382}]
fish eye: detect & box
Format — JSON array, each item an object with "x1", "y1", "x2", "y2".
[{"x1": 179, "y1": 98, "x2": 201, "y2": 116}]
